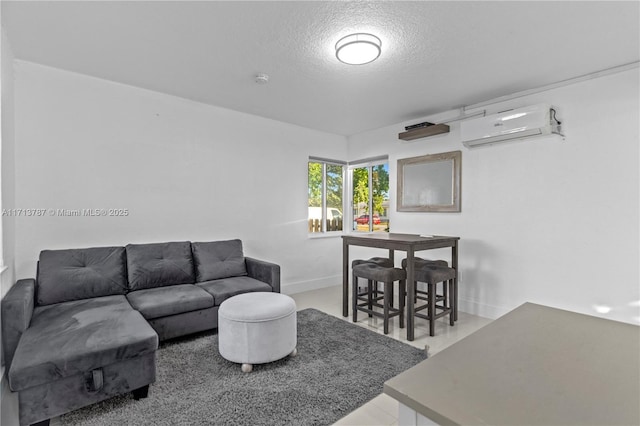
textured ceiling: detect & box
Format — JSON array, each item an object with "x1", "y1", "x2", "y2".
[{"x1": 2, "y1": 1, "x2": 639, "y2": 136}]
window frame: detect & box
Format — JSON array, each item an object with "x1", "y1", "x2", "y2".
[
  {"x1": 348, "y1": 156, "x2": 390, "y2": 233},
  {"x1": 308, "y1": 157, "x2": 346, "y2": 235}
]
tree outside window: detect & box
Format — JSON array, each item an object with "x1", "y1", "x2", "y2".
[{"x1": 308, "y1": 160, "x2": 344, "y2": 233}]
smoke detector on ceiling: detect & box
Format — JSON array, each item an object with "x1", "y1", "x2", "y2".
[{"x1": 255, "y1": 73, "x2": 269, "y2": 84}]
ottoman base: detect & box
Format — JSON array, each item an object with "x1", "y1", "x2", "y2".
[{"x1": 241, "y1": 347, "x2": 297, "y2": 373}]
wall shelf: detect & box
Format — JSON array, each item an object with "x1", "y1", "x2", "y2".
[{"x1": 398, "y1": 123, "x2": 450, "y2": 141}]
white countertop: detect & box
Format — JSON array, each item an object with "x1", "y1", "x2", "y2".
[{"x1": 384, "y1": 302, "x2": 640, "y2": 425}]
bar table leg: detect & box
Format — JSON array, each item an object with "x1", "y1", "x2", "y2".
[{"x1": 343, "y1": 239, "x2": 349, "y2": 317}]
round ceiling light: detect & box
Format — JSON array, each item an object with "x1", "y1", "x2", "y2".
[{"x1": 335, "y1": 33, "x2": 381, "y2": 65}]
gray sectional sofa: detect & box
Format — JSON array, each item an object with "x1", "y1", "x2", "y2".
[{"x1": 1, "y1": 239, "x2": 280, "y2": 426}]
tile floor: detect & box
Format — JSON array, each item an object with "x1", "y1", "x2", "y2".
[{"x1": 290, "y1": 285, "x2": 493, "y2": 426}]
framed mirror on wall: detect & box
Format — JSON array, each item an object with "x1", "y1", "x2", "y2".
[{"x1": 397, "y1": 150, "x2": 461, "y2": 212}]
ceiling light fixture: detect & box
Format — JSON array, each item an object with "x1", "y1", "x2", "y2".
[{"x1": 335, "y1": 33, "x2": 381, "y2": 65}]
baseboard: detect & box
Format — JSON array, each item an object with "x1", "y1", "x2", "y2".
[
  {"x1": 457, "y1": 297, "x2": 510, "y2": 320},
  {"x1": 282, "y1": 275, "x2": 341, "y2": 295},
  {"x1": 282, "y1": 277, "x2": 509, "y2": 320}
]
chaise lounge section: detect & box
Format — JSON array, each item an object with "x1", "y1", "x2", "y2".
[{"x1": 2, "y1": 239, "x2": 280, "y2": 425}]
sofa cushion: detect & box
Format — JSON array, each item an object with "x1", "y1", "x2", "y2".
[
  {"x1": 197, "y1": 276, "x2": 273, "y2": 306},
  {"x1": 37, "y1": 246, "x2": 127, "y2": 306},
  {"x1": 8, "y1": 295, "x2": 158, "y2": 392},
  {"x1": 126, "y1": 241, "x2": 195, "y2": 291},
  {"x1": 126, "y1": 284, "x2": 214, "y2": 320},
  {"x1": 192, "y1": 240, "x2": 247, "y2": 282}
]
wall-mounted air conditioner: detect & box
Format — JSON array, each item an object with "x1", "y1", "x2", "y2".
[{"x1": 460, "y1": 104, "x2": 563, "y2": 148}]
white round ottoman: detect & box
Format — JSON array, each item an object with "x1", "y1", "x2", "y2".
[{"x1": 218, "y1": 292, "x2": 297, "y2": 373}]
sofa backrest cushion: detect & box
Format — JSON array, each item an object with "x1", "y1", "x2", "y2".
[
  {"x1": 126, "y1": 241, "x2": 195, "y2": 291},
  {"x1": 37, "y1": 246, "x2": 127, "y2": 306},
  {"x1": 191, "y1": 239, "x2": 248, "y2": 282}
]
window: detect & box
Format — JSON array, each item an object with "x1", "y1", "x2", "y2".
[
  {"x1": 308, "y1": 156, "x2": 389, "y2": 234},
  {"x1": 350, "y1": 158, "x2": 390, "y2": 232},
  {"x1": 308, "y1": 158, "x2": 345, "y2": 234}
]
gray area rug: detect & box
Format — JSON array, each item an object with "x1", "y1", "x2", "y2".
[{"x1": 60, "y1": 308, "x2": 427, "y2": 426}]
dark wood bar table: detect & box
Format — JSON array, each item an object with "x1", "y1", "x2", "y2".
[{"x1": 342, "y1": 233, "x2": 460, "y2": 341}]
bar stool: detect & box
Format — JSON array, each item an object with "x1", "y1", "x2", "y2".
[
  {"x1": 352, "y1": 257, "x2": 394, "y2": 312},
  {"x1": 402, "y1": 257, "x2": 449, "y2": 306},
  {"x1": 407, "y1": 264, "x2": 456, "y2": 337},
  {"x1": 352, "y1": 263, "x2": 406, "y2": 334}
]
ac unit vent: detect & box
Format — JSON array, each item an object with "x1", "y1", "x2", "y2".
[{"x1": 460, "y1": 104, "x2": 563, "y2": 148}]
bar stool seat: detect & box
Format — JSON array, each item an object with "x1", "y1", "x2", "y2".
[
  {"x1": 410, "y1": 264, "x2": 456, "y2": 337},
  {"x1": 352, "y1": 257, "x2": 394, "y2": 268},
  {"x1": 401, "y1": 257, "x2": 448, "y2": 268},
  {"x1": 352, "y1": 263, "x2": 406, "y2": 334}
]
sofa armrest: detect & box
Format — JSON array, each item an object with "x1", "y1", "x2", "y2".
[
  {"x1": 2, "y1": 279, "x2": 36, "y2": 370},
  {"x1": 245, "y1": 257, "x2": 281, "y2": 293}
]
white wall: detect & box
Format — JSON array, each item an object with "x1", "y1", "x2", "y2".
[
  {"x1": 348, "y1": 68, "x2": 639, "y2": 324},
  {"x1": 1, "y1": 28, "x2": 16, "y2": 296},
  {"x1": 13, "y1": 61, "x2": 347, "y2": 293},
  {"x1": 1, "y1": 21, "x2": 19, "y2": 426},
  {"x1": 10, "y1": 60, "x2": 640, "y2": 326}
]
